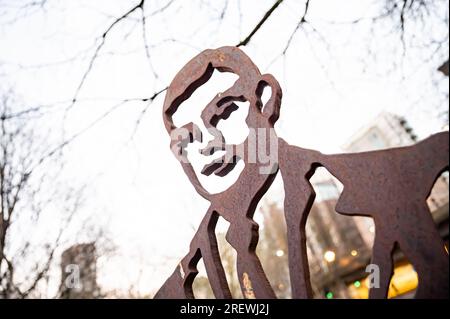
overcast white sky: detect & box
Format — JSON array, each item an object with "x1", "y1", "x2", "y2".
[{"x1": 0, "y1": 0, "x2": 448, "y2": 295}]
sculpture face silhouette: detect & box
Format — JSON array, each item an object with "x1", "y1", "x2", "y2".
[
  {"x1": 163, "y1": 46, "x2": 281, "y2": 199},
  {"x1": 157, "y1": 47, "x2": 283, "y2": 299},
  {"x1": 157, "y1": 46, "x2": 449, "y2": 300}
]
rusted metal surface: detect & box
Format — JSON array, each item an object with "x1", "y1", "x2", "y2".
[
  {"x1": 155, "y1": 46, "x2": 449, "y2": 299},
  {"x1": 279, "y1": 136, "x2": 449, "y2": 299}
]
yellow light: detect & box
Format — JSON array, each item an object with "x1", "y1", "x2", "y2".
[
  {"x1": 276, "y1": 249, "x2": 285, "y2": 257},
  {"x1": 351, "y1": 250, "x2": 358, "y2": 257},
  {"x1": 387, "y1": 264, "x2": 418, "y2": 298},
  {"x1": 324, "y1": 250, "x2": 336, "y2": 263}
]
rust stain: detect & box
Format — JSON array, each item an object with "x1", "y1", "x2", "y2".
[{"x1": 217, "y1": 52, "x2": 226, "y2": 62}]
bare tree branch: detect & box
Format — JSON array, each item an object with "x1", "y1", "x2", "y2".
[
  {"x1": 141, "y1": 6, "x2": 158, "y2": 79},
  {"x1": 237, "y1": 0, "x2": 284, "y2": 47},
  {"x1": 147, "y1": 0, "x2": 177, "y2": 17},
  {"x1": 265, "y1": 0, "x2": 313, "y2": 69},
  {"x1": 0, "y1": 89, "x2": 108, "y2": 298},
  {"x1": 127, "y1": 87, "x2": 169, "y2": 141},
  {"x1": 21, "y1": 200, "x2": 78, "y2": 298},
  {"x1": 220, "y1": 0, "x2": 229, "y2": 20},
  {"x1": 70, "y1": 0, "x2": 145, "y2": 106},
  {"x1": 281, "y1": 0, "x2": 310, "y2": 55}
]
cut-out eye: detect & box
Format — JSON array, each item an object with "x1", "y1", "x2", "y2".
[
  {"x1": 172, "y1": 71, "x2": 238, "y2": 131},
  {"x1": 210, "y1": 100, "x2": 239, "y2": 126},
  {"x1": 216, "y1": 101, "x2": 249, "y2": 146}
]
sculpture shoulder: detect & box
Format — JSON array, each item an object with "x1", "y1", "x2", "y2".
[
  {"x1": 278, "y1": 138, "x2": 323, "y2": 172},
  {"x1": 278, "y1": 138, "x2": 321, "y2": 160}
]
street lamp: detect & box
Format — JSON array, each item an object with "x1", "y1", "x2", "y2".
[
  {"x1": 276, "y1": 249, "x2": 285, "y2": 257},
  {"x1": 324, "y1": 250, "x2": 336, "y2": 263}
]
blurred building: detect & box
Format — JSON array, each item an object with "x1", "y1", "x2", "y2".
[
  {"x1": 60, "y1": 243, "x2": 99, "y2": 299},
  {"x1": 342, "y1": 112, "x2": 418, "y2": 151},
  {"x1": 258, "y1": 202, "x2": 292, "y2": 299},
  {"x1": 306, "y1": 174, "x2": 372, "y2": 298}
]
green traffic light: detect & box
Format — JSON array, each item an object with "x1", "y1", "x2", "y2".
[
  {"x1": 326, "y1": 292, "x2": 334, "y2": 299},
  {"x1": 354, "y1": 280, "x2": 361, "y2": 288}
]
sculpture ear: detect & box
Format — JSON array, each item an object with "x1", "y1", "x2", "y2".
[{"x1": 256, "y1": 74, "x2": 282, "y2": 124}]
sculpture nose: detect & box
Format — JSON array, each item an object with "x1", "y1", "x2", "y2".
[{"x1": 199, "y1": 129, "x2": 225, "y2": 156}]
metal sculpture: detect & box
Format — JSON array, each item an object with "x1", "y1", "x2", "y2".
[{"x1": 155, "y1": 46, "x2": 449, "y2": 299}]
